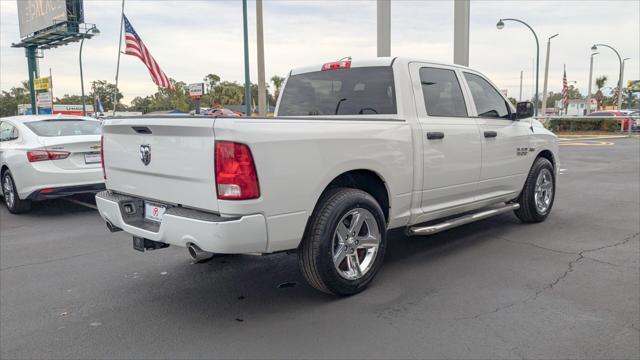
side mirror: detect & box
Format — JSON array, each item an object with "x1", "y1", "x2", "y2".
[{"x1": 515, "y1": 101, "x2": 534, "y2": 120}]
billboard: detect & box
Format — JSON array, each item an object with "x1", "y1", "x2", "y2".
[{"x1": 17, "y1": 0, "x2": 68, "y2": 38}]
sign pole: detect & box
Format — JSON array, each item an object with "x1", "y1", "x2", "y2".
[
  {"x1": 49, "y1": 68, "x2": 53, "y2": 112},
  {"x1": 242, "y1": 0, "x2": 252, "y2": 116}
]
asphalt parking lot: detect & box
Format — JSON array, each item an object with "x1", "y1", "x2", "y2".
[{"x1": 1, "y1": 138, "x2": 638, "y2": 359}]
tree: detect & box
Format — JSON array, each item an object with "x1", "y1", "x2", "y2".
[
  {"x1": 204, "y1": 74, "x2": 221, "y2": 93},
  {"x1": 0, "y1": 81, "x2": 32, "y2": 116},
  {"x1": 594, "y1": 75, "x2": 608, "y2": 110},
  {"x1": 130, "y1": 96, "x2": 153, "y2": 114},
  {"x1": 209, "y1": 81, "x2": 244, "y2": 106},
  {"x1": 0, "y1": 91, "x2": 18, "y2": 117},
  {"x1": 622, "y1": 91, "x2": 639, "y2": 109},
  {"x1": 89, "y1": 80, "x2": 123, "y2": 111},
  {"x1": 56, "y1": 94, "x2": 84, "y2": 104},
  {"x1": 508, "y1": 97, "x2": 517, "y2": 106},
  {"x1": 271, "y1": 75, "x2": 285, "y2": 102}
]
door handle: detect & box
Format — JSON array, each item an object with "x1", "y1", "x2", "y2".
[
  {"x1": 484, "y1": 131, "x2": 498, "y2": 138},
  {"x1": 426, "y1": 132, "x2": 445, "y2": 140}
]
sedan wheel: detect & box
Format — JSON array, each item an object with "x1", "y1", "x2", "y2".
[
  {"x1": 2, "y1": 171, "x2": 31, "y2": 214},
  {"x1": 3, "y1": 175, "x2": 15, "y2": 208}
]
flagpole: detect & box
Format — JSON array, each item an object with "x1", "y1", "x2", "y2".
[{"x1": 112, "y1": 0, "x2": 125, "y2": 117}]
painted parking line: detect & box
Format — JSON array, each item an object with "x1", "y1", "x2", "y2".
[{"x1": 559, "y1": 140, "x2": 614, "y2": 146}]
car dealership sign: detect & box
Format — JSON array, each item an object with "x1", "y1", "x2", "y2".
[{"x1": 189, "y1": 83, "x2": 204, "y2": 99}]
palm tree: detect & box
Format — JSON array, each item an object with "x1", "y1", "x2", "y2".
[
  {"x1": 270, "y1": 75, "x2": 284, "y2": 101},
  {"x1": 594, "y1": 75, "x2": 608, "y2": 110}
]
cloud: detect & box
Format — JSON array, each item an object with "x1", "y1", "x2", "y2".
[{"x1": 1, "y1": 0, "x2": 638, "y2": 104}]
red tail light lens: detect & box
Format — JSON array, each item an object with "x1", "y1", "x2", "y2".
[
  {"x1": 321, "y1": 60, "x2": 351, "y2": 71},
  {"x1": 100, "y1": 135, "x2": 106, "y2": 179},
  {"x1": 27, "y1": 150, "x2": 70, "y2": 162},
  {"x1": 215, "y1": 141, "x2": 260, "y2": 200}
]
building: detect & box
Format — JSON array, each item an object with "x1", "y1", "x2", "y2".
[{"x1": 554, "y1": 99, "x2": 597, "y2": 116}]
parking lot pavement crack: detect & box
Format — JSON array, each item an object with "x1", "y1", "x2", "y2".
[
  {"x1": 579, "y1": 232, "x2": 639, "y2": 256},
  {"x1": 499, "y1": 237, "x2": 577, "y2": 255},
  {"x1": 0, "y1": 249, "x2": 106, "y2": 271},
  {"x1": 582, "y1": 255, "x2": 637, "y2": 269},
  {"x1": 456, "y1": 232, "x2": 639, "y2": 321}
]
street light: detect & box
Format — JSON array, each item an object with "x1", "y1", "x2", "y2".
[
  {"x1": 498, "y1": 18, "x2": 540, "y2": 116},
  {"x1": 591, "y1": 43, "x2": 623, "y2": 110},
  {"x1": 541, "y1": 33, "x2": 559, "y2": 116},
  {"x1": 79, "y1": 25, "x2": 100, "y2": 116},
  {"x1": 586, "y1": 52, "x2": 599, "y2": 114}
]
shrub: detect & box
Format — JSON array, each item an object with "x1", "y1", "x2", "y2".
[{"x1": 545, "y1": 117, "x2": 620, "y2": 132}]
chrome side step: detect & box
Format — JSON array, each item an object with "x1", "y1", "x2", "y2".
[{"x1": 408, "y1": 203, "x2": 520, "y2": 236}]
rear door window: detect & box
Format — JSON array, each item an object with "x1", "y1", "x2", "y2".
[
  {"x1": 464, "y1": 72, "x2": 511, "y2": 119},
  {"x1": 0, "y1": 122, "x2": 19, "y2": 141},
  {"x1": 24, "y1": 119, "x2": 101, "y2": 137},
  {"x1": 278, "y1": 66, "x2": 396, "y2": 116},
  {"x1": 419, "y1": 67, "x2": 468, "y2": 117}
]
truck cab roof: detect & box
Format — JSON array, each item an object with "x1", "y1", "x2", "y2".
[{"x1": 290, "y1": 57, "x2": 473, "y2": 75}]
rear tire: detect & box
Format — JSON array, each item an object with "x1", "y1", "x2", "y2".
[
  {"x1": 298, "y1": 188, "x2": 387, "y2": 296},
  {"x1": 2, "y1": 170, "x2": 32, "y2": 214},
  {"x1": 514, "y1": 157, "x2": 555, "y2": 223}
]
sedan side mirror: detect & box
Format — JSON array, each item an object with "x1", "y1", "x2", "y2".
[{"x1": 515, "y1": 101, "x2": 534, "y2": 120}]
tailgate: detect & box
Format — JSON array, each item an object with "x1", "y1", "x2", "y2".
[{"x1": 102, "y1": 117, "x2": 219, "y2": 212}]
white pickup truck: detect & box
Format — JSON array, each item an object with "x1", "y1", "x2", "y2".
[{"x1": 96, "y1": 57, "x2": 558, "y2": 296}]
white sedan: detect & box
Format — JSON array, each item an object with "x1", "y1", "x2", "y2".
[{"x1": 0, "y1": 115, "x2": 105, "y2": 213}]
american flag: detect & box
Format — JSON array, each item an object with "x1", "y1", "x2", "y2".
[
  {"x1": 561, "y1": 66, "x2": 569, "y2": 109},
  {"x1": 123, "y1": 15, "x2": 173, "y2": 90}
]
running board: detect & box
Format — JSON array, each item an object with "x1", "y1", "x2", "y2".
[{"x1": 408, "y1": 203, "x2": 520, "y2": 236}]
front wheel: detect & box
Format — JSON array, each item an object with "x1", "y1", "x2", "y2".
[
  {"x1": 514, "y1": 157, "x2": 555, "y2": 223},
  {"x1": 298, "y1": 188, "x2": 387, "y2": 296},
  {"x1": 2, "y1": 170, "x2": 32, "y2": 214}
]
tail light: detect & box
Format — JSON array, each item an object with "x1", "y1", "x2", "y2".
[
  {"x1": 215, "y1": 141, "x2": 260, "y2": 200},
  {"x1": 322, "y1": 60, "x2": 351, "y2": 71},
  {"x1": 27, "y1": 150, "x2": 70, "y2": 162},
  {"x1": 100, "y1": 135, "x2": 106, "y2": 179}
]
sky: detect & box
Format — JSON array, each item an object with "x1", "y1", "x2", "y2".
[{"x1": 1, "y1": 0, "x2": 638, "y2": 105}]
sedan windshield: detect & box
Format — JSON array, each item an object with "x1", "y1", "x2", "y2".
[{"x1": 24, "y1": 119, "x2": 101, "y2": 137}]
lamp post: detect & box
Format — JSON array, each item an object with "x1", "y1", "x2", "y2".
[
  {"x1": 541, "y1": 33, "x2": 558, "y2": 117},
  {"x1": 497, "y1": 18, "x2": 540, "y2": 116},
  {"x1": 586, "y1": 52, "x2": 599, "y2": 115},
  {"x1": 591, "y1": 44, "x2": 623, "y2": 111},
  {"x1": 79, "y1": 25, "x2": 100, "y2": 116}
]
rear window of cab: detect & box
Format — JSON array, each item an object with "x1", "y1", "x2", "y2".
[
  {"x1": 25, "y1": 119, "x2": 101, "y2": 137},
  {"x1": 278, "y1": 66, "x2": 397, "y2": 116}
]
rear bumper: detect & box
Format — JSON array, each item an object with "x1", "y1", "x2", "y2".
[
  {"x1": 26, "y1": 183, "x2": 105, "y2": 200},
  {"x1": 95, "y1": 191, "x2": 268, "y2": 254}
]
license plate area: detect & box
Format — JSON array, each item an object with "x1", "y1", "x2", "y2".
[
  {"x1": 144, "y1": 202, "x2": 166, "y2": 223},
  {"x1": 84, "y1": 152, "x2": 101, "y2": 164}
]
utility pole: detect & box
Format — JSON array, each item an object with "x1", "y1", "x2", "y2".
[
  {"x1": 519, "y1": 70, "x2": 523, "y2": 102},
  {"x1": 453, "y1": 0, "x2": 470, "y2": 66},
  {"x1": 541, "y1": 34, "x2": 558, "y2": 117},
  {"x1": 586, "y1": 52, "x2": 598, "y2": 115},
  {"x1": 377, "y1": 0, "x2": 390, "y2": 57},
  {"x1": 242, "y1": 0, "x2": 252, "y2": 116},
  {"x1": 256, "y1": 0, "x2": 266, "y2": 116}
]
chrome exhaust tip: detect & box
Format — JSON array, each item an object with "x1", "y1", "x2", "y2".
[
  {"x1": 106, "y1": 220, "x2": 122, "y2": 233},
  {"x1": 187, "y1": 243, "x2": 215, "y2": 263}
]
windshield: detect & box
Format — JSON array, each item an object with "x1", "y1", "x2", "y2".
[
  {"x1": 278, "y1": 66, "x2": 397, "y2": 116},
  {"x1": 25, "y1": 119, "x2": 101, "y2": 137}
]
